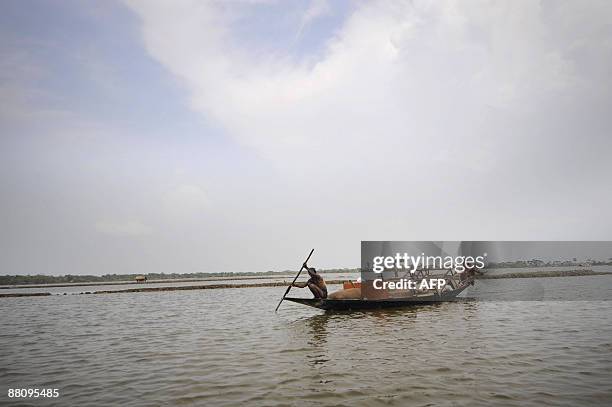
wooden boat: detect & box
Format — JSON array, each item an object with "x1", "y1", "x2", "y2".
[{"x1": 285, "y1": 285, "x2": 469, "y2": 311}]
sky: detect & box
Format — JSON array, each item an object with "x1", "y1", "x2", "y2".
[{"x1": 1, "y1": 0, "x2": 612, "y2": 275}]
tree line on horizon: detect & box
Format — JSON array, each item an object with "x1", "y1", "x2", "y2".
[
  {"x1": 0, "y1": 268, "x2": 360, "y2": 286},
  {"x1": 2, "y1": 259, "x2": 612, "y2": 286}
]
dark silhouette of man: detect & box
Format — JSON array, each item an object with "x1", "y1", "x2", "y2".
[{"x1": 292, "y1": 263, "x2": 327, "y2": 299}]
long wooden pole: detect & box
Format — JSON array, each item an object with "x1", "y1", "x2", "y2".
[{"x1": 275, "y1": 248, "x2": 315, "y2": 312}]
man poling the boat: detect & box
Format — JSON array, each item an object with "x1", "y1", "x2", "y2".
[{"x1": 291, "y1": 262, "x2": 327, "y2": 299}]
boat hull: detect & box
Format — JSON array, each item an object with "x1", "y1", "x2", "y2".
[{"x1": 285, "y1": 286, "x2": 469, "y2": 311}]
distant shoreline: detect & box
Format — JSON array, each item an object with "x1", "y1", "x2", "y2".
[
  {"x1": 5, "y1": 264, "x2": 611, "y2": 289},
  {"x1": 4, "y1": 262, "x2": 610, "y2": 287},
  {"x1": 0, "y1": 275, "x2": 301, "y2": 290},
  {"x1": 1, "y1": 269, "x2": 610, "y2": 298},
  {"x1": 0, "y1": 269, "x2": 359, "y2": 288}
]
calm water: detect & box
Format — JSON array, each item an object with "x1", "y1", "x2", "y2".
[{"x1": 1, "y1": 276, "x2": 612, "y2": 406}]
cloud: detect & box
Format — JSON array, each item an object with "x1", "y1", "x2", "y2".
[
  {"x1": 95, "y1": 220, "x2": 152, "y2": 236},
  {"x1": 125, "y1": 0, "x2": 611, "y2": 164},
  {"x1": 122, "y1": 0, "x2": 612, "y2": 245}
]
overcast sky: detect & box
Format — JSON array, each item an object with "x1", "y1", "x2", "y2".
[{"x1": 1, "y1": 0, "x2": 612, "y2": 275}]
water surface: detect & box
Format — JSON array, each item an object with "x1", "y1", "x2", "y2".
[{"x1": 1, "y1": 276, "x2": 611, "y2": 406}]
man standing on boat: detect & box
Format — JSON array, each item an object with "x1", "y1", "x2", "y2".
[{"x1": 292, "y1": 263, "x2": 328, "y2": 299}]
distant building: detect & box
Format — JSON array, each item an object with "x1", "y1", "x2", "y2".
[{"x1": 135, "y1": 275, "x2": 147, "y2": 283}]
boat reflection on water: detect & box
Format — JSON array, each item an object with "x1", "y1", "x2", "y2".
[
  {"x1": 299, "y1": 300, "x2": 482, "y2": 352},
  {"x1": 298, "y1": 307, "x2": 427, "y2": 368},
  {"x1": 304, "y1": 314, "x2": 331, "y2": 367}
]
